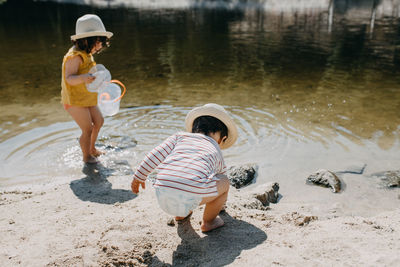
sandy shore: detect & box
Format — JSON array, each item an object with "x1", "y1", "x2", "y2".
[{"x1": 1, "y1": 166, "x2": 399, "y2": 267}]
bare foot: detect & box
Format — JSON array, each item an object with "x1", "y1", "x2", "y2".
[
  {"x1": 175, "y1": 211, "x2": 193, "y2": 224},
  {"x1": 90, "y1": 149, "x2": 104, "y2": 158},
  {"x1": 201, "y1": 216, "x2": 224, "y2": 232},
  {"x1": 84, "y1": 155, "x2": 99, "y2": 164}
]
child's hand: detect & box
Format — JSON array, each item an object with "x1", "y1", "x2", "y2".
[
  {"x1": 83, "y1": 73, "x2": 95, "y2": 84},
  {"x1": 131, "y1": 179, "x2": 145, "y2": 194}
]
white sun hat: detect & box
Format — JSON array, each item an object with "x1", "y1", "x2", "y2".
[
  {"x1": 71, "y1": 14, "x2": 113, "y2": 41},
  {"x1": 185, "y1": 103, "x2": 238, "y2": 149}
]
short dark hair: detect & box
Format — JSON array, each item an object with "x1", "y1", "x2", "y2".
[
  {"x1": 192, "y1": 116, "x2": 228, "y2": 139},
  {"x1": 73, "y1": 36, "x2": 110, "y2": 54}
]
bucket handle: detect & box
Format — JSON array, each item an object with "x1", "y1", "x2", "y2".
[{"x1": 108, "y1": 79, "x2": 126, "y2": 103}]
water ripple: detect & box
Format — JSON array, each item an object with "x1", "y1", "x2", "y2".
[{"x1": 0, "y1": 104, "x2": 398, "y2": 187}]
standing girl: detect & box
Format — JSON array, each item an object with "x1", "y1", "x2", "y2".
[{"x1": 61, "y1": 14, "x2": 113, "y2": 164}]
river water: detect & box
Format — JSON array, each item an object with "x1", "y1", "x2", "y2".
[{"x1": 0, "y1": 0, "x2": 399, "y2": 215}]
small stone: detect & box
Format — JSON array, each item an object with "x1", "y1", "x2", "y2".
[
  {"x1": 167, "y1": 218, "x2": 175, "y2": 226},
  {"x1": 253, "y1": 182, "x2": 280, "y2": 205},
  {"x1": 306, "y1": 169, "x2": 341, "y2": 193},
  {"x1": 370, "y1": 170, "x2": 400, "y2": 188},
  {"x1": 297, "y1": 216, "x2": 318, "y2": 226},
  {"x1": 243, "y1": 182, "x2": 280, "y2": 210}
]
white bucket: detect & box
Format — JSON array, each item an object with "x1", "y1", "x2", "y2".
[
  {"x1": 98, "y1": 80, "x2": 126, "y2": 117},
  {"x1": 86, "y1": 64, "x2": 111, "y2": 92}
]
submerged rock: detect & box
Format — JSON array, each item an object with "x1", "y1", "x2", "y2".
[
  {"x1": 227, "y1": 163, "x2": 258, "y2": 189},
  {"x1": 306, "y1": 169, "x2": 341, "y2": 193},
  {"x1": 370, "y1": 170, "x2": 400, "y2": 188},
  {"x1": 97, "y1": 134, "x2": 137, "y2": 150}
]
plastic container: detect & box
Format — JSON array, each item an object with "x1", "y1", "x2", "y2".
[
  {"x1": 86, "y1": 64, "x2": 111, "y2": 92},
  {"x1": 98, "y1": 80, "x2": 126, "y2": 116}
]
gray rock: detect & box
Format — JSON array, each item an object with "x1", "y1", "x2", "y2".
[
  {"x1": 243, "y1": 182, "x2": 280, "y2": 210},
  {"x1": 306, "y1": 169, "x2": 341, "y2": 193},
  {"x1": 370, "y1": 170, "x2": 400, "y2": 188},
  {"x1": 253, "y1": 182, "x2": 280, "y2": 205},
  {"x1": 227, "y1": 163, "x2": 258, "y2": 189}
]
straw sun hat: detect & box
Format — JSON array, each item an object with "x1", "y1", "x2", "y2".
[
  {"x1": 185, "y1": 103, "x2": 238, "y2": 149},
  {"x1": 71, "y1": 14, "x2": 113, "y2": 41}
]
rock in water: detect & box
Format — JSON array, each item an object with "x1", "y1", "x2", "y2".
[
  {"x1": 306, "y1": 169, "x2": 341, "y2": 193},
  {"x1": 370, "y1": 170, "x2": 400, "y2": 188},
  {"x1": 97, "y1": 134, "x2": 137, "y2": 150},
  {"x1": 227, "y1": 163, "x2": 258, "y2": 189}
]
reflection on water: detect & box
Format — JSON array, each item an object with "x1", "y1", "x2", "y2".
[{"x1": 0, "y1": 0, "x2": 400, "y2": 190}]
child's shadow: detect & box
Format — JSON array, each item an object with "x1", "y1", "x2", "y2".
[
  {"x1": 153, "y1": 212, "x2": 267, "y2": 266},
  {"x1": 69, "y1": 162, "x2": 135, "y2": 205}
]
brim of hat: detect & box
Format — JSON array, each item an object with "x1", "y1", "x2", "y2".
[
  {"x1": 185, "y1": 106, "x2": 238, "y2": 149},
  {"x1": 71, "y1": 31, "x2": 113, "y2": 41}
]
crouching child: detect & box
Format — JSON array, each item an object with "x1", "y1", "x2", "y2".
[{"x1": 131, "y1": 103, "x2": 238, "y2": 232}]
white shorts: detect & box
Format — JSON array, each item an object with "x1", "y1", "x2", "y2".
[{"x1": 155, "y1": 187, "x2": 202, "y2": 217}]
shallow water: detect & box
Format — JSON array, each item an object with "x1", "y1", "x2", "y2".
[{"x1": 0, "y1": 0, "x2": 399, "y2": 215}]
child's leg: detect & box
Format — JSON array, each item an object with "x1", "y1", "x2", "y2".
[
  {"x1": 67, "y1": 106, "x2": 97, "y2": 163},
  {"x1": 88, "y1": 106, "x2": 104, "y2": 156},
  {"x1": 199, "y1": 174, "x2": 230, "y2": 232}
]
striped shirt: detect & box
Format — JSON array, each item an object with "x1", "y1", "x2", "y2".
[{"x1": 133, "y1": 132, "x2": 226, "y2": 197}]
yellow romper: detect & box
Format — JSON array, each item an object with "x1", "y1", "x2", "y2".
[{"x1": 61, "y1": 47, "x2": 97, "y2": 107}]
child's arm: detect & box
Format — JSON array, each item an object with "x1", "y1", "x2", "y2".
[
  {"x1": 131, "y1": 134, "x2": 178, "y2": 194},
  {"x1": 65, "y1": 55, "x2": 95, "y2": 85},
  {"x1": 217, "y1": 154, "x2": 227, "y2": 175}
]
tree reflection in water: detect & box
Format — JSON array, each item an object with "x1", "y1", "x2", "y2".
[{"x1": 0, "y1": 0, "x2": 399, "y2": 149}]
